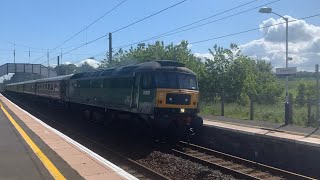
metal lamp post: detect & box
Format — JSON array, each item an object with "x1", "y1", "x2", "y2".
[{"x1": 259, "y1": 7, "x2": 290, "y2": 125}]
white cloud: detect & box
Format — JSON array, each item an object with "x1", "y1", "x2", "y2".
[
  {"x1": 77, "y1": 58, "x2": 100, "y2": 68},
  {"x1": 241, "y1": 16, "x2": 320, "y2": 71},
  {"x1": 194, "y1": 52, "x2": 214, "y2": 61},
  {"x1": 63, "y1": 62, "x2": 72, "y2": 65}
]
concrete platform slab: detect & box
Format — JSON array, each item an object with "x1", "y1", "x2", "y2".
[
  {"x1": 0, "y1": 107, "x2": 55, "y2": 180},
  {"x1": 0, "y1": 94, "x2": 137, "y2": 180},
  {"x1": 203, "y1": 118, "x2": 320, "y2": 147},
  {"x1": 201, "y1": 117, "x2": 320, "y2": 178}
]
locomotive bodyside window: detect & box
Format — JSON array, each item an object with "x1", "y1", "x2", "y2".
[{"x1": 141, "y1": 73, "x2": 154, "y2": 89}]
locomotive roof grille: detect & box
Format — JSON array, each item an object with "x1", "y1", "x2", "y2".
[
  {"x1": 155, "y1": 60, "x2": 185, "y2": 67},
  {"x1": 70, "y1": 60, "x2": 188, "y2": 79}
]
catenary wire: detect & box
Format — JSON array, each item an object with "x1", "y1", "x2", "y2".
[
  {"x1": 32, "y1": 0, "x2": 128, "y2": 63},
  {"x1": 113, "y1": 0, "x2": 280, "y2": 49},
  {"x1": 39, "y1": 0, "x2": 189, "y2": 65},
  {"x1": 190, "y1": 13, "x2": 320, "y2": 45},
  {"x1": 86, "y1": 13, "x2": 320, "y2": 62}
]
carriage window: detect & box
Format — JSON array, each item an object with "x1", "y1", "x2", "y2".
[{"x1": 54, "y1": 84, "x2": 59, "y2": 91}]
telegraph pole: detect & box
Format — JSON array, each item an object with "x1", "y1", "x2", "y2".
[
  {"x1": 29, "y1": 48, "x2": 31, "y2": 63},
  {"x1": 57, "y1": 56, "x2": 60, "y2": 66},
  {"x1": 316, "y1": 64, "x2": 319, "y2": 124},
  {"x1": 61, "y1": 48, "x2": 63, "y2": 62},
  {"x1": 47, "y1": 50, "x2": 50, "y2": 77},
  {"x1": 13, "y1": 44, "x2": 16, "y2": 64},
  {"x1": 109, "y1": 32, "x2": 112, "y2": 64}
]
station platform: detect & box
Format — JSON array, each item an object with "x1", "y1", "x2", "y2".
[
  {"x1": 202, "y1": 115, "x2": 320, "y2": 147},
  {"x1": 0, "y1": 94, "x2": 136, "y2": 180},
  {"x1": 201, "y1": 114, "x2": 320, "y2": 178}
]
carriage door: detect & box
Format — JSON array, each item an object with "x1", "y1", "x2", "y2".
[
  {"x1": 61, "y1": 81, "x2": 67, "y2": 100},
  {"x1": 131, "y1": 72, "x2": 141, "y2": 109}
]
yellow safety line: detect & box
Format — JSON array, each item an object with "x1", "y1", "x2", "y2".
[{"x1": 0, "y1": 102, "x2": 66, "y2": 180}]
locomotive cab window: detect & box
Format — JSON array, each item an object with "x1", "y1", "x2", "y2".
[{"x1": 155, "y1": 71, "x2": 198, "y2": 90}]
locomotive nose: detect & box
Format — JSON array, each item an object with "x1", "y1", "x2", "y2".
[{"x1": 155, "y1": 89, "x2": 198, "y2": 109}]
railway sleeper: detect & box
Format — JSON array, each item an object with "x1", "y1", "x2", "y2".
[
  {"x1": 238, "y1": 168, "x2": 255, "y2": 174},
  {"x1": 190, "y1": 152, "x2": 206, "y2": 157},
  {"x1": 253, "y1": 172, "x2": 273, "y2": 179},
  {"x1": 226, "y1": 164, "x2": 244, "y2": 170},
  {"x1": 217, "y1": 161, "x2": 234, "y2": 166},
  {"x1": 197, "y1": 155, "x2": 215, "y2": 159},
  {"x1": 209, "y1": 159, "x2": 224, "y2": 164},
  {"x1": 251, "y1": 172, "x2": 275, "y2": 179}
]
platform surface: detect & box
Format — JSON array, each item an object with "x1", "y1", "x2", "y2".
[
  {"x1": 203, "y1": 115, "x2": 320, "y2": 147},
  {"x1": 0, "y1": 109, "x2": 55, "y2": 180},
  {"x1": 0, "y1": 94, "x2": 135, "y2": 180}
]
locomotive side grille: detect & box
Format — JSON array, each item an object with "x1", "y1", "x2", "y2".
[{"x1": 166, "y1": 93, "x2": 191, "y2": 105}]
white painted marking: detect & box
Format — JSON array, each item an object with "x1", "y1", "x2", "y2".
[{"x1": 1, "y1": 94, "x2": 138, "y2": 180}]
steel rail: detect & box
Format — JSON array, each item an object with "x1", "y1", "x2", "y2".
[{"x1": 172, "y1": 141, "x2": 316, "y2": 180}]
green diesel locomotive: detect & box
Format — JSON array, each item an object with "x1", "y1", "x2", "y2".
[{"x1": 5, "y1": 60, "x2": 203, "y2": 138}]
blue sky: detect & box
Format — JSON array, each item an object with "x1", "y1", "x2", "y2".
[{"x1": 0, "y1": 0, "x2": 319, "y2": 68}]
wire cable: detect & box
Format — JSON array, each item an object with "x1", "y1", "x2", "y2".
[
  {"x1": 190, "y1": 13, "x2": 320, "y2": 45},
  {"x1": 50, "y1": 0, "x2": 128, "y2": 53},
  {"x1": 114, "y1": 0, "x2": 279, "y2": 49},
  {"x1": 112, "y1": 0, "x2": 188, "y2": 34},
  {"x1": 6, "y1": 41, "x2": 45, "y2": 50},
  {"x1": 40, "y1": 0, "x2": 189, "y2": 65},
  {"x1": 32, "y1": 0, "x2": 128, "y2": 63},
  {"x1": 92, "y1": 13, "x2": 320, "y2": 59}
]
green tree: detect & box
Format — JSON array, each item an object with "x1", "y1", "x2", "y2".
[
  {"x1": 254, "y1": 60, "x2": 283, "y2": 104},
  {"x1": 295, "y1": 81, "x2": 308, "y2": 106},
  {"x1": 204, "y1": 44, "x2": 282, "y2": 105},
  {"x1": 228, "y1": 56, "x2": 257, "y2": 104},
  {"x1": 295, "y1": 80, "x2": 317, "y2": 106},
  {"x1": 204, "y1": 44, "x2": 238, "y2": 102}
]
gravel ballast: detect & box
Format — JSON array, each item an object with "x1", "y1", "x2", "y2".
[{"x1": 137, "y1": 151, "x2": 238, "y2": 180}]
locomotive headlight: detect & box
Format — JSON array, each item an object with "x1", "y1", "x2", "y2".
[{"x1": 180, "y1": 108, "x2": 185, "y2": 113}]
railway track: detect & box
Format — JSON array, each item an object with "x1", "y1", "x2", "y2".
[
  {"x1": 172, "y1": 141, "x2": 315, "y2": 180},
  {"x1": 3, "y1": 93, "x2": 169, "y2": 180}
]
